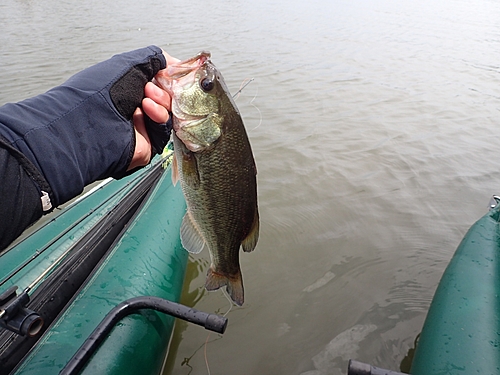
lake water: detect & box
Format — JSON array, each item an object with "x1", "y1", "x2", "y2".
[{"x1": 2, "y1": 0, "x2": 500, "y2": 374}]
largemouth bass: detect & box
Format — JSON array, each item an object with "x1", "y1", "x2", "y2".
[{"x1": 155, "y1": 52, "x2": 259, "y2": 306}]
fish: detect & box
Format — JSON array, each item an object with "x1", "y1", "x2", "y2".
[{"x1": 155, "y1": 52, "x2": 259, "y2": 306}]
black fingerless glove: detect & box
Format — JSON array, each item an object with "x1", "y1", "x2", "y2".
[{"x1": 145, "y1": 114, "x2": 173, "y2": 155}]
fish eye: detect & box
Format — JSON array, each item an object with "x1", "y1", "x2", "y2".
[{"x1": 200, "y1": 78, "x2": 214, "y2": 92}]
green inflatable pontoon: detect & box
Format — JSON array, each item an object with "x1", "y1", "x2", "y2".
[
  {"x1": 348, "y1": 197, "x2": 500, "y2": 375},
  {"x1": 410, "y1": 198, "x2": 500, "y2": 375},
  {"x1": 0, "y1": 155, "x2": 226, "y2": 375}
]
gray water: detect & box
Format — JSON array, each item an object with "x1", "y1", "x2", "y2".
[{"x1": 2, "y1": 0, "x2": 500, "y2": 374}]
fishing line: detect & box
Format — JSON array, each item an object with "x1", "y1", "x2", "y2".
[
  {"x1": 248, "y1": 85, "x2": 262, "y2": 131},
  {"x1": 233, "y1": 78, "x2": 255, "y2": 100},
  {"x1": 204, "y1": 289, "x2": 234, "y2": 375},
  {"x1": 233, "y1": 78, "x2": 262, "y2": 131},
  {"x1": 204, "y1": 333, "x2": 212, "y2": 375}
]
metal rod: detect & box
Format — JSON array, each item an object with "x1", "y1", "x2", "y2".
[{"x1": 59, "y1": 296, "x2": 228, "y2": 375}]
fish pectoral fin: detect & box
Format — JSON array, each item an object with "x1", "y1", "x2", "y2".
[
  {"x1": 206, "y1": 268, "x2": 244, "y2": 306},
  {"x1": 171, "y1": 153, "x2": 179, "y2": 186},
  {"x1": 181, "y1": 151, "x2": 201, "y2": 188},
  {"x1": 180, "y1": 212, "x2": 206, "y2": 254},
  {"x1": 242, "y1": 209, "x2": 260, "y2": 253}
]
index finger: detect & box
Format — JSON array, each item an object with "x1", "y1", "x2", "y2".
[
  {"x1": 142, "y1": 97, "x2": 170, "y2": 124},
  {"x1": 144, "y1": 81, "x2": 171, "y2": 109}
]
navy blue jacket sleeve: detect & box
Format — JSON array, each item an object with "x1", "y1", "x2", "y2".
[{"x1": 0, "y1": 46, "x2": 166, "y2": 207}]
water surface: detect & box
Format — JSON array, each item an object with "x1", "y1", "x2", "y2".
[{"x1": 2, "y1": 0, "x2": 500, "y2": 374}]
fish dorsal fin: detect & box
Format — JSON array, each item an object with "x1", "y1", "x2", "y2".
[
  {"x1": 180, "y1": 211, "x2": 205, "y2": 254},
  {"x1": 171, "y1": 153, "x2": 179, "y2": 186},
  {"x1": 242, "y1": 209, "x2": 259, "y2": 253}
]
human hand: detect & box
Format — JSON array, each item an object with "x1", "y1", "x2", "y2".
[
  {"x1": 128, "y1": 82, "x2": 172, "y2": 170},
  {"x1": 127, "y1": 51, "x2": 180, "y2": 171}
]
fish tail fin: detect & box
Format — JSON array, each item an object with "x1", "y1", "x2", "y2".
[{"x1": 206, "y1": 268, "x2": 244, "y2": 306}]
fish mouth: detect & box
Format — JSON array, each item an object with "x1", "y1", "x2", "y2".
[
  {"x1": 154, "y1": 51, "x2": 215, "y2": 125},
  {"x1": 154, "y1": 51, "x2": 219, "y2": 152},
  {"x1": 154, "y1": 51, "x2": 211, "y2": 95},
  {"x1": 167, "y1": 51, "x2": 211, "y2": 79}
]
